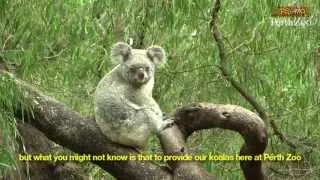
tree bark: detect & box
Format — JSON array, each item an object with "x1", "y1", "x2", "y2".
[{"x1": 8, "y1": 123, "x2": 89, "y2": 180}]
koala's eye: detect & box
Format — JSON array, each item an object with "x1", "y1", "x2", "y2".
[
  {"x1": 145, "y1": 67, "x2": 150, "y2": 71},
  {"x1": 129, "y1": 67, "x2": 135, "y2": 72}
]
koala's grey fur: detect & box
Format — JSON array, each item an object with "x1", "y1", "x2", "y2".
[{"x1": 95, "y1": 42, "x2": 173, "y2": 149}]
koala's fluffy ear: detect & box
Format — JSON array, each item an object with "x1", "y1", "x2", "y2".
[
  {"x1": 147, "y1": 46, "x2": 166, "y2": 66},
  {"x1": 111, "y1": 42, "x2": 132, "y2": 64}
]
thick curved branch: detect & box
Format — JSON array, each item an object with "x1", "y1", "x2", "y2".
[
  {"x1": 209, "y1": 0, "x2": 296, "y2": 150},
  {"x1": 160, "y1": 103, "x2": 268, "y2": 180},
  {"x1": 173, "y1": 103, "x2": 267, "y2": 180},
  {"x1": 158, "y1": 102, "x2": 269, "y2": 180}
]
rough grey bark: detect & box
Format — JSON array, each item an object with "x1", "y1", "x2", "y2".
[
  {"x1": 14, "y1": 123, "x2": 89, "y2": 180},
  {"x1": 172, "y1": 103, "x2": 267, "y2": 180}
]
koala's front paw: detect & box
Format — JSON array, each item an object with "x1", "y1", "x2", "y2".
[
  {"x1": 162, "y1": 113, "x2": 170, "y2": 120},
  {"x1": 159, "y1": 118, "x2": 175, "y2": 131}
]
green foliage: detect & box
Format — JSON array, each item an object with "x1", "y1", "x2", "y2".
[
  {"x1": 0, "y1": 74, "x2": 29, "y2": 177},
  {"x1": 0, "y1": 0, "x2": 319, "y2": 179}
]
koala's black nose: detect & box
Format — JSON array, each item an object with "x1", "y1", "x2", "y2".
[
  {"x1": 137, "y1": 68, "x2": 145, "y2": 80},
  {"x1": 138, "y1": 72, "x2": 145, "y2": 79}
]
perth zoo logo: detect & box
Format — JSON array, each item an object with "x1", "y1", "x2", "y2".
[{"x1": 270, "y1": 5, "x2": 317, "y2": 27}]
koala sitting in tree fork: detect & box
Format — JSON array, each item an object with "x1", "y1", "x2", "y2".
[{"x1": 95, "y1": 42, "x2": 174, "y2": 149}]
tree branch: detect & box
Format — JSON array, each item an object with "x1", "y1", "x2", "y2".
[
  {"x1": 209, "y1": 0, "x2": 296, "y2": 150},
  {"x1": 173, "y1": 103, "x2": 267, "y2": 180},
  {"x1": 15, "y1": 123, "x2": 88, "y2": 180}
]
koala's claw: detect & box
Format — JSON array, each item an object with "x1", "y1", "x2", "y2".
[{"x1": 159, "y1": 118, "x2": 175, "y2": 131}]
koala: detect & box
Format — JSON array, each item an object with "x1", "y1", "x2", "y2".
[{"x1": 95, "y1": 42, "x2": 173, "y2": 149}]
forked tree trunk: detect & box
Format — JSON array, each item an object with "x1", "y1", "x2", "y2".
[{"x1": 2, "y1": 71, "x2": 267, "y2": 180}]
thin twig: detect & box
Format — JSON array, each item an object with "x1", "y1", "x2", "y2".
[
  {"x1": 43, "y1": 49, "x2": 65, "y2": 59},
  {"x1": 227, "y1": 22, "x2": 262, "y2": 55},
  {"x1": 0, "y1": 49, "x2": 25, "y2": 53},
  {"x1": 209, "y1": 0, "x2": 297, "y2": 150},
  {"x1": 2, "y1": 35, "x2": 14, "y2": 51}
]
